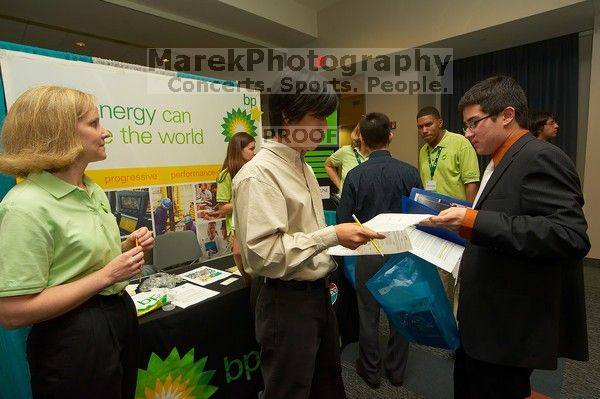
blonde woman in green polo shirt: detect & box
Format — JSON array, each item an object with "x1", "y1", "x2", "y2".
[
  {"x1": 0, "y1": 85, "x2": 154, "y2": 399},
  {"x1": 324, "y1": 124, "x2": 369, "y2": 196},
  {"x1": 211, "y1": 132, "x2": 256, "y2": 282}
]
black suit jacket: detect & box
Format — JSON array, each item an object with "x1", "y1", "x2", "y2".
[{"x1": 458, "y1": 133, "x2": 590, "y2": 370}]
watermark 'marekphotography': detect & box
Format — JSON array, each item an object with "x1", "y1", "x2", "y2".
[{"x1": 146, "y1": 48, "x2": 453, "y2": 95}]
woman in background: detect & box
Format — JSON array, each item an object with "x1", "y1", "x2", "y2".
[
  {"x1": 0, "y1": 85, "x2": 154, "y2": 399},
  {"x1": 530, "y1": 111, "x2": 559, "y2": 142},
  {"x1": 324, "y1": 123, "x2": 369, "y2": 197},
  {"x1": 212, "y1": 132, "x2": 256, "y2": 282}
]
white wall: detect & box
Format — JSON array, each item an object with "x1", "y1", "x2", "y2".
[
  {"x1": 365, "y1": 94, "x2": 419, "y2": 167},
  {"x1": 578, "y1": 31, "x2": 592, "y2": 181},
  {"x1": 314, "y1": 0, "x2": 586, "y2": 48},
  {"x1": 583, "y1": 11, "x2": 600, "y2": 258}
]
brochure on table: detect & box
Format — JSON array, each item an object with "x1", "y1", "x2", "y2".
[{"x1": 181, "y1": 265, "x2": 232, "y2": 286}]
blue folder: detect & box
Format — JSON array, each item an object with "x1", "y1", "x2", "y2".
[{"x1": 402, "y1": 188, "x2": 472, "y2": 246}]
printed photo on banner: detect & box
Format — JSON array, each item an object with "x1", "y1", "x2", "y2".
[
  {"x1": 149, "y1": 184, "x2": 197, "y2": 236},
  {"x1": 197, "y1": 219, "x2": 232, "y2": 260},
  {"x1": 195, "y1": 182, "x2": 219, "y2": 220},
  {"x1": 105, "y1": 188, "x2": 153, "y2": 239}
]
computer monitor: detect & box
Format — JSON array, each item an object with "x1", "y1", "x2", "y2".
[
  {"x1": 119, "y1": 194, "x2": 142, "y2": 212},
  {"x1": 118, "y1": 214, "x2": 139, "y2": 234},
  {"x1": 121, "y1": 195, "x2": 141, "y2": 212},
  {"x1": 114, "y1": 190, "x2": 149, "y2": 219}
]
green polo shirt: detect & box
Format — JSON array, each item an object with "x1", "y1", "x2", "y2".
[
  {"x1": 328, "y1": 145, "x2": 369, "y2": 193},
  {"x1": 0, "y1": 171, "x2": 126, "y2": 297},
  {"x1": 216, "y1": 169, "x2": 234, "y2": 235},
  {"x1": 418, "y1": 130, "x2": 480, "y2": 200}
]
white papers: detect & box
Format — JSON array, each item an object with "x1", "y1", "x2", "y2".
[
  {"x1": 181, "y1": 266, "x2": 232, "y2": 286},
  {"x1": 325, "y1": 213, "x2": 464, "y2": 274},
  {"x1": 362, "y1": 213, "x2": 432, "y2": 231},
  {"x1": 220, "y1": 277, "x2": 238, "y2": 286},
  {"x1": 170, "y1": 283, "x2": 219, "y2": 308},
  {"x1": 326, "y1": 213, "x2": 431, "y2": 256},
  {"x1": 407, "y1": 227, "x2": 463, "y2": 273},
  {"x1": 326, "y1": 230, "x2": 412, "y2": 256}
]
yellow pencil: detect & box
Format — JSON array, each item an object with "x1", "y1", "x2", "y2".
[
  {"x1": 135, "y1": 236, "x2": 141, "y2": 283},
  {"x1": 352, "y1": 214, "x2": 384, "y2": 257}
]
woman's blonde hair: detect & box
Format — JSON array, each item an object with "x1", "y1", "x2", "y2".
[
  {"x1": 0, "y1": 85, "x2": 96, "y2": 177},
  {"x1": 350, "y1": 124, "x2": 361, "y2": 148}
]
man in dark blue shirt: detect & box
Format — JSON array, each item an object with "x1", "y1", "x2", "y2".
[{"x1": 337, "y1": 112, "x2": 422, "y2": 389}]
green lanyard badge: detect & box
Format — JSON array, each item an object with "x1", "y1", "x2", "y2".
[
  {"x1": 353, "y1": 147, "x2": 363, "y2": 165},
  {"x1": 427, "y1": 147, "x2": 442, "y2": 179}
]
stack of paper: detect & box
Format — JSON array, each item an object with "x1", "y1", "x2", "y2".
[{"x1": 326, "y1": 213, "x2": 464, "y2": 274}]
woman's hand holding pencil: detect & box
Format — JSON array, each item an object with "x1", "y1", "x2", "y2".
[{"x1": 123, "y1": 227, "x2": 155, "y2": 252}]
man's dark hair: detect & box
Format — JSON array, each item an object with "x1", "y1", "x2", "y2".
[
  {"x1": 359, "y1": 112, "x2": 391, "y2": 149},
  {"x1": 529, "y1": 111, "x2": 555, "y2": 137},
  {"x1": 416, "y1": 106, "x2": 441, "y2": 119},
  {"x1": 458, "y1": 76, "x2": 528, "y2": 128},
  {"x1": 268, "y1": 68, "x2": 338, "y2": 135}
]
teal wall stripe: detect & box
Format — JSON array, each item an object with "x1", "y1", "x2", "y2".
[
  {"x1": 0, "y1": 71, "x2": 16, "y2": 198},
  {"x1": 0, "y1": 41, "x2": 93, "y2": 63}
]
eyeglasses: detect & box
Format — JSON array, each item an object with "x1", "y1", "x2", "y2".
[{"x1": 462, "y1": 114, "x2": 493, "y2": 133}]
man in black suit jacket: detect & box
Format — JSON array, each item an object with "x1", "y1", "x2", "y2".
[{"x1": 423, "y1": 76, "x2": 589, "y2": 399}]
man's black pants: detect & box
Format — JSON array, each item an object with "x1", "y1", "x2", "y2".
[
  {"x1": 454, "y1": 346, "x2": 533, "y2": 399},
  {"x1": 256, "y1": 277, "x2": 346, "y2": 399}
]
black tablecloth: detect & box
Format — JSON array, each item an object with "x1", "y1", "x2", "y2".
[{"x1": 136, "y1": 256, "x2": 262, "y2": 398}]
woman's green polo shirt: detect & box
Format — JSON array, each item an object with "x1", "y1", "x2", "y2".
[
  {"x1": 328, "y1": 145, "x2": 369, "y2": 194},
  {"x1": 0, "y1": 171, "x2": 126, "y2": 297}
]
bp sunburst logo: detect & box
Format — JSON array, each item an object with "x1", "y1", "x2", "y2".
[
  {"x1": 136, "y1": 348, "x2": 218, "y2": 399},
  {"x1": 221, "y1": 108, "x2": 257, "y2": 141}
]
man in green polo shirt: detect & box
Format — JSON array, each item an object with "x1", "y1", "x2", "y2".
[
  {"x1": 417, "y1": 106, "x2": 480, "y2": 201},
  {"x1": 416, "y1": 106, "x2": 480, "y2": 317}
]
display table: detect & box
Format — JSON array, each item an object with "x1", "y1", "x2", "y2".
[{"x1": 137, "y1": 256, "x2": 262, "y2": 399}]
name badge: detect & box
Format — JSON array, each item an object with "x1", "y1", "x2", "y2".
[{"x1": 425, "y1": 180, "x2": 437, "y2": 191}]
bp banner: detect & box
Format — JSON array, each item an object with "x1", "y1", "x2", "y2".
[{"x1": 0, "y1": 49, "x2": 261, "y2": 261}]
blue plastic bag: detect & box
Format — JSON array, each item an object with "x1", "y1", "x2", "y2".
[{"x1": 366, "y1": 252, "x2": 460, "y2": 350}]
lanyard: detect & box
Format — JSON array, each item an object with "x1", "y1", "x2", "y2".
[
  {"x1": 427, "y1": 147, "x2": 442, "y2": 179},
  {"x1": 353, "y1": 147, "x2": 364, "y2": 165}
]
